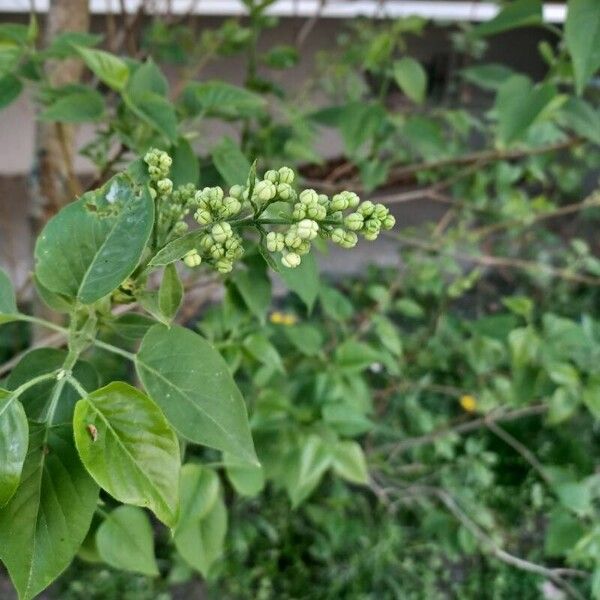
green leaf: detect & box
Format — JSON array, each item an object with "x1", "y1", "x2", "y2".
[
  {"x1": 136, "y1": 324, "x2": 257, "y2": 463},
  {"x1": 583, "y1": 375, "x2": 600, "y2": 419},
  {"x1": 0, "y1": 424, "x2": 99, "y2": 600},
  {"x1": 107, "y1": 313, "x2": 155, "y2": 340},
  {"x1": 174, "y1": 466, "x2": 227, "y2": 578},
  {"x1": 262, "y1": 45, "x2": 299, "y2": 69},
  {"x1": 335, "y1": 340, "x2": 380, "y2": 372},
  {"x1": 319, "y1": 285, "x2": 354, "y2": 321},
  {"x1": 158, "y1": 264, "x2": 183, "y2": 321},
  {"x1": 283, "y1": 435, "x2": 331, "y2": 508},
  {"x1": 232, "y1": 267, "x2": 271, "y2": 323},
  {"x1": 126, "y1": 90, "x2": 178, "y2": 143},
  {"x1": 73, "y1": 381, "x2": 180, "y2": 527},
  {"x1": 0, "y1": 267, "x2": 17, "y2": 324},
  {"x1": 171, "y1": 137, "x2": 199, "y2": 187},
  {"x1": 393, "y1": 57, "x2": 427, "y2": 104},
  {"x1": 35, "y1": 174, "x2": 154, "y2": 304},
  {"x1": 223, "y1": 453, "x2": 265, "y2": 497},
  {"x1": 284, "y1": 324, "x2": 324, "y2": 356},
  {"x1": 461, "y1": 64, "x2": 514, "y2": 91},
  {"x1": 0, "y1": 74, "x2": 22, "y2": 110},
  {"x1": 330, "y1": 440, "x2": 369, "y2": 485},
  {"x1": 337, "y1": 102, "x2": 386, "y2": 155},
  {"x1": 565, "y1": 0, "x2": 600, "y2": 95},
  {"x1": 7, "y1": 348, "x2": 98, "y2": 424},
  {"x1": 494, "y1": 75, "x2": 557, "y2": 144},
  {"x1": 76, "y1": 45, "x2": 129, "y2": 91},
  {"x1": 96, "y1": 506, "x2": 159, "y2": 576},
  {"x1": 128, "y1": 59, "x2": 168, "y2": 100},
  {"x1": 244, "y1": 333, "x2": 284, "y2": 373},
  {"x1": 212, "y1": 136, "x2": 251, "y2": 187},
  {"x1": 0, "y1": 389, "x2": 27, "y2": 507},
  {"x1": 150, "y1": 229, "x2": 205, "y2": 267},
  {"x1": 34, "y1": 273, "x2": 73, "y2": 313},
  {"x1": 40, "y1": 88, "x2": 104, "y2": 123},
  {"x1": 372, "y1": 314, "x2": 402, "y2": 356},
  {"x1": 561, "y1": 97, "x2": 600, "y2": 145},
  {"x1": 472, "y1": 0, "x2": 542, "y2": 37},
  {"x1": 278, "y1": 253, "x2": 320, "y2": 312},
  {"x1": 182, "y1": 81, "x2": 265, "y2": 119}
]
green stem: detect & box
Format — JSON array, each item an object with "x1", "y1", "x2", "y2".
[
  {"x1": 0, "y1": 370, "x2": 61, "y2": 420},
  {"x1": 67, "y1": 376, "x2": 89, "y2": 397},
  {"x1": 13, "y1": 313, "x2": 69, "y2": 336},
  {"x1": 92, "y1": 338, "x2": 136, "y2": 361}
]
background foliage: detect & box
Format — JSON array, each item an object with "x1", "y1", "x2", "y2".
[{"x1": 1, "y1": 0, "x2": 600, "y2": 598}]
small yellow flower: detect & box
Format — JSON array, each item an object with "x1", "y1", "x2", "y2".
[
  {"x1": 269, "y1": 311, "x2": 297, "y2": 326},
  {"x1": 459, "y1": 394, "x2": 477, "y2": 413}
]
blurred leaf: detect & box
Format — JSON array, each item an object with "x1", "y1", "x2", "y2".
[
  {"x1": 212, "y1": 136, "x2": 251, "y2": 186},
  {"x1": 393, "y1": 57, "x2": 427, "y2": 103},
  {"x1": 278, "y1": 253, "x2": 320, "y2": 312},
  {"x1": 96, "y1": 506, "x2": 159, "y2": 576},
  {"x1": 565, "y1": 0, "x2": 600, "y2": 95},
  {"x1": 40, "y1": 88, "x2": 104, "y2": 122},
  {"x1": 472, "y1": 0, "x2": 542, "y2": 37},
  {"x1": 0, "y1": 74, "x2": 22, "y2": 110},
  {"x1": 331, "y1": 440, "x2": 369, "y2": 485},
  {"x1": 76, "y1": 46, "x2": 129, "y2": 91}
]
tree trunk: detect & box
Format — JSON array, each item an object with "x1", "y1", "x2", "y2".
[{"x1": 30, "y1": 0, "x2": 90, "y2": 336}]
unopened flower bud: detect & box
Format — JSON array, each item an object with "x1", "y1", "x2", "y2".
[
  {"x1": 254, "y1": 180, "x2": 277, "y2": 203},
  {"x1": 383, "y1": 214, "x2": 396, "y2": 230},
  {"x1": 344, "y1": 212, "x2": 364, "y2": 231},
  {"x1": 157, "y1": 178, "x2": 173, "y2": 196},
  {"x1": 264, "y1": 169, "x2": 279, "y2": 183},
  {"x1": 174, "y1": 221, "x2": 189, "y2": 235},
  {"x1": 340, "y1": 231, "x2": 358, "y2": 249},
  {"x1": 278, "y1": 166, "x2": 295, "y2": 184},
  {"x1": 331, "y1": 228, "x2": 346, "y2": 244},
  {"x1": 281, "y1": 251, "x2": 301, "y2": 268},
  {"x1": 330, "y1": 193, "x2": 349, "y2": 212},
  {"x1": 292, "y1": 203, "x2": 307, "y2": 220},
  {"x1": 299, "y1": 189, "x2": 319, "y2": 206},
  {"x1": 307, "y1": 204, "x2": 327, "y2": 220},
  {"x1": 297, "y1": 219, "x2": 319, "y2": 240},
  {"x1": 266, "y1": 231, "x2": 285, "y2": 252},
  {"x1": 194, "y1": 209, "x2": 212, "y2": 225},
  {"x1": 229, "y1": 184, "x2": 244, "y2": 200},
  {"x1": 211, "y1": 222, "x2": 233, "y2": 243},
  {"x1": 183, "y1": 249, "x2": 201, "y2": 268},
  {"x1": 373, "y1": 203, "x2": 388, "y2": 220},
  {"x1": 277, "y1": 183, "x2": 295, "y2": 201},
  {"x1": 216, "y1": 258, "x2": 233, "y2": 273},
  {"x1": 296, "y1": 240, "x2": 311, "y2": 255},
  {"x1": 358, "y1": 201, "x2": 375, "y2": 217},
  {"x1": 365, "y1": 218, "x2": 381, "y2": 234}
]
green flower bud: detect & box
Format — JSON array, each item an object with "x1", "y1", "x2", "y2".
[
  {"x1": 221, "y1": 197, "x2": 242, "y2": 218},
  {"x1": 383, "y1": 214, "x2": 396, "y2": 230},
  {"x1": 210, "y1": 243, "x2": 226, "y2": 259},
  {"x1": 157, "y1": 178, "x2": 173, "y2": 196},
  {"x1": 281, "y1": 250, "x2": 301, "y2": 268},
  {"x1": 229, "y1": 184, "x2": 245, "y2": 200},
  {"x1": 297, "y1": 219, "x2": 319, "y2": 240},
  {"x1": 296, "y1": 240, "x2": 311, "y2": 256},
  {"x1": 307, "y1": 204, "x2": 327, "y2": 220},
  {"x1": 363, "y1": 230, "x2": 379, "y2": 241},
  {"x1": 215, "y1": 258, "x2": 233, "y2": 273},
  {"x1": 266, "y1": 231, "x2": 285, "y2": 252},
  {"x1": 254, "y1": 180, "x2": 277, "y2": 203},
  {"x1": 331, "y1": 228, "x2": 346, "y2": 244},
  {"x1": 373, "y1": 203, "x2": 388, "y2": 220},
  {"x1": 357, "y1": 201, "x2": 375, "y2": 217},
  {"x1": 292, "y1": 203, "x2": 307, "y2": 220},
  {"x1": 344, "y1": 212, "x2": 364, "y2": 231},
  {"x1": 211, "y1": 222, "x2": 233, "y2": 243},
  {"x1": 299, "y1": 189, "x2": 319, "y2": 206},
  {"x1": 340, "y1": 231, "x2": 358, "y2": 249},
  {"x1": 159, "y1": 153, "x2": 172, "y2": 169},
  {"x1": 278, "y1": 166, "x2": 295, "y2": 185},
  {"x1": 199, "y1": 234, "x2": 215, "y2": 251},
  {"x1": 149, "y1": 187, "x2": 157, "y2": 200},
  {"x1": 318, "y1": 194, "x2": 329, "y2": 206},
  {"x1": 285, "y1": 225, "x2": 303, "y2": 249},
  {"x1": 264, "y1": 169, "x2": 279, "y2": 183},
  {"x1": 194, "y1": 209, "x2": 212, "y2": 225},
  {"x1": 225, "y1": 236, "x2": 244, "y2": 260},
  {"x1": 364, "y1": 218, "x2": 381, "y2": 234},
  {"x1": 346, "y1": 191, "x2": 360, "y2": 209},
  {"x1": 330, "y1": 193, "x2": 349, "y2": 212},
  {"x1": 277, "y1": 183, "x2": 295, "y2": 201},
  {"x1": 174, "y1": 221, "x2": 189, "y2": 235},
  {"x1": 183, "y1": 249, "x2": 201, "y2": 268}
]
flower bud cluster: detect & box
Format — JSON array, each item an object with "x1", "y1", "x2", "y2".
[{"x1": 143, "y1": 150, "x2": 395, "y2": 274}]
